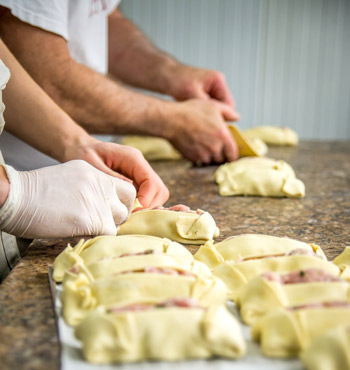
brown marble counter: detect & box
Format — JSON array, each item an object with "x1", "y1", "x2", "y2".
[{"x1": 0, "y1": 141, "x2": 349, "y2": 369}]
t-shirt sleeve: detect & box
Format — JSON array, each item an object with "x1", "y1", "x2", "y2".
[{"x1": 0, "y1": 0, "x2": 69, "y2": 40}]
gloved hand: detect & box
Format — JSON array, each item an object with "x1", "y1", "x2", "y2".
[{"x1": 0, "y1": 160, "x2": 136, "y2": 238}]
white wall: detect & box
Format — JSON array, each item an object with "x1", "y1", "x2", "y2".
[{"x1": 120, "y1": 0, "x2": 350, "y2": 139}]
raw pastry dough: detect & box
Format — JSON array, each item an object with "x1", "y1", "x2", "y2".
[
  {"x1": 301, "y1": 325, "x2": 350, "y2": 370},
  {"x1": 215, "y1": 157, "x2": 305, "y2": 197},
  {"x1": 238, "y1": 274, "x2": 350, "y2": 325},
  {"x1": 121, "y1": 136, "x2": 181, "y2": 161},
  {"x1": 75, "y1": 305, "x2": 246, "y2": 363},
  {"x1": 61, "y1": 272, "x2": 227, "y2": 326},
  {"x1": 118, "y1": 208, "x2": 220, "y2": 244},
  {"x1": 69, "y1": 254, "x2": 213, "y2": 282},
  {"x1": 53, "y1": 235, "x2": 192, "y2": 282},
  {"x1": 252, "y1": 307, "x2": 350, "y2": 357},
  {"x1": 333, "y1": 247, "x2": 350, "y2": 280},
  {"x1": 213, "y1": 255, "x2": 340, "y2": 301},
  {"x1": 244, "y1": 126, "x2": 298, "y2": 146},
  {"x1": 194, "y1": 234, "x2": 324, "y2": 269}
]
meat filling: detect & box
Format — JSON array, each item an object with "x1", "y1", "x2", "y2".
[
  {"x1": 289, "y1": 301, "x2": 350, "y2": 311},
  {"x1": 238, "y1": 248, "x2": 321, "y2": 262},
  {"x1": 109, "y1": 298, "x2": 202, "y2": 313},
  {"x1": 262, "y1": 268, "x2": 343, "y2": 284},
  {"x1": 133, "y1": 204, "x2": 204, "y2": 215},
  {"x1": 118, "y1": 266, "x2": 195, "y2": 277}
]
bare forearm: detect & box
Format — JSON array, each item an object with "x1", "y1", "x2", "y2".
[
  {"x1": 108, "y1": 9, "x2": 178, "y2": 95},
  {"x1": 0, "y1": 39, "x2": 96, "y2": 162},
  {"x1": 0, "y1": 11, "x2": 176, "y2": 139}
]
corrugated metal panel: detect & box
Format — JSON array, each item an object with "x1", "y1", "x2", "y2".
[{"x1": 120, "y1": 0, "x2": 350, "y2": 139}]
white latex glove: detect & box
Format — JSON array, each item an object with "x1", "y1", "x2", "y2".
[{"x1": 0, "y1": 160, "x2": 136, "y2": 238}]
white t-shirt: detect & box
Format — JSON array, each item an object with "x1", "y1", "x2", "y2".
[
  {"x1": 0, "y1": 0, "x2": 121, "y2": 170},
  {"x1": 0, "y1": 0, "x2": 120, "y2": 74}
]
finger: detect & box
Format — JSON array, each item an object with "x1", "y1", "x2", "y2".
[
  {"x1": 222, "y1": 126, "x2": 239, "y2": 162},
  {"x1": 137, "y1": 178, "x2": 169, "y2": 208},
  {"x1": 91, "y1": 160, "x2": 133, "y2": 183},
  {"x1": 109, "y1": 197, "x2": 129, "y2": 226},
  {"x1": 114, "y1": 179, "x2": 137, "y2": 217},
  {"x1": 210, "y1": 79, "x2": 235, "y2": 108},
  {"x1": 211, "y1": 146, "x2": 225, "y2": 164},
  {"x1": 213, "y1": 100, "x2": 240, "y2": 121}
]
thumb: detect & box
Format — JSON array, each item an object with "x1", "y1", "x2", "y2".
[{"x1": 91, "y1": 160, "x2": 133, "y2": 183}]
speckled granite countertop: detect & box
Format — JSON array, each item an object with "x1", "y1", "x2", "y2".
[{"x1": 0, "y1": 141, "x2": 349, "y2": 369}]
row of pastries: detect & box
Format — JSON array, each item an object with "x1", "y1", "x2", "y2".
[{"x1": 53, "y1": 205, "x2": 350, "y2": 368}]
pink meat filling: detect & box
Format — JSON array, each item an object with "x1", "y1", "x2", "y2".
[
  {"x1": 239, "y1": 248, "x2": 321, "y2": 262},
  {"x1": 262, "y1": 268, "x2": 342, "y2": 284},
  {"x1": 289, "y1": 301, "x2": 350, "y2": 311},
  {"x1": 69, "y1": 265, "x2": 80, "y2": 274},
  {"x1": 110, "y1": 298, "x2": 202, "y2": 313},
  {"x1": 134, "y1": 204, "x2": 204, "y2": 215},
  {"x1": 119, "y1": 266, "x2": 195, "y2": 277},
  {"x1": 119, "y1": 249, "x2": 159, "y2": 258}
]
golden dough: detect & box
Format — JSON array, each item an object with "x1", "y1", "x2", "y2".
[
  {"x1": 53, "y1": 235, "x2": 192, "y2": 282},
  {"x1": 213, "y1": 256, "x2": 340, "y2": 301},
  {"x1": 301, "y1": 325, "x2": 350, "y2": 370},
  {"x1": 75, "y1": 305, "x2": 246, "y2": 363},
  {"x1": 118, "y1": 209, "x2": 220, "y2": 244},
  {"x1": 215, "y1": 157, "x2": 305, "y2": 197},
  {"x1": 194, "y1": 234, "x2": 324, "y2": 269},
  {"x1": 238, "y1": 276, "x2": 350, "y2": 325},
  {"x1": 61, "y1": 272, "x2": 227, "y2": 326},
  {"x1": 244, "y1": 126, "x2": 298, "y2": 146},
  {"x1": 121, "y1": 136, "x2": 181, "y2": 161},
  {"x1": 252, "y1": 307, "x2": 350, "y2": 358}
]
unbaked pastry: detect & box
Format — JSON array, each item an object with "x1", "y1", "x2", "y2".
[
  {"x1": 215, "y1": 157, "x2": 305, "y2": 197},
  {"x1": 244, "y1": 126, "x2": 298, "y2": 146},
  {"x1": 68, "y1": 254, "x2": 213, "y2": 282},
  {"x1": 61, "y1": 271, "x2": 227, "y2": 326},
  {"x1": 118, "y1": 207, "x2": 220, "y2": 244},
  {"x1": 333, "y1": 247, "x2": 350, "y2": 280},
  {"x1": 301, "y1": 325, "x2": 350, "y2": 370},
  {"x1": 237, "y1": 270, "x2": 350, "y2": 325},
  {"x1": 194, "y1": 234, "x2": 324, "y2": 269},
  {"x1": 121, "y1": 136, "x2": 182, "y2": 161},
  {"x1": 74, "y1": 304, "x2": 246, "y2": 363},
  {"x1": 213, "y1": 254, "x2": 340, "y2": 301},
  {"x1": 252, "y1": 306, "x2": 350, "y2": 357},
  {"x1": 53, "y1": 235, "x2": 193, "y2": 282}
]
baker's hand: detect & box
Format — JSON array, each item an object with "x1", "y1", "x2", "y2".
[
  {"x1": 0, "y1": 160, "x2": 136, "y2": 239},
  {"x1": 166, "y1": 99, "x2": 239, "y2": 164},
  {"x1": 167, "y1": 64, "x2": 240, "y2": 121},
  {"x1": 64, "y1": 141, "x2": 169, "y2": 208}
]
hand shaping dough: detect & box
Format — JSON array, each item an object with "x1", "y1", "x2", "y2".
[
  {"x1": 252, "y1": 306, "x2": 350, "y2": 358},
  {"x1": 243, "y1": 126, "x2": 298, "y2": 146},
  {"x1": 121, "y1": 136, "x2": 181, "y2": 161},
  {"x1": 61, "y1": 272, "x2": 227, "y2": 326},
  {"x1": 213, "y1": 255, "x2": 340, "y2": 301},
  {"x1": 237, "y1": 272, "x2": 350, "y2": 325},
  {"x1": 53, "y1": 235, "x2": 192, "y2": 282},
  {"x1": 118, "y1": 208, "x2": 220, "y2": 244},
  {"x1": 194, "y1": 234, "x2": 324, "y2": 269},
  {"x1": 215, "y1": 157, "x2": 305, "y2": 197},
  {"x1": 301, "y1": 325, "x2": 350, "y2": 370},
  {"x1": 75, "y1": 305, "x2": 246, "y2": 363}
]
